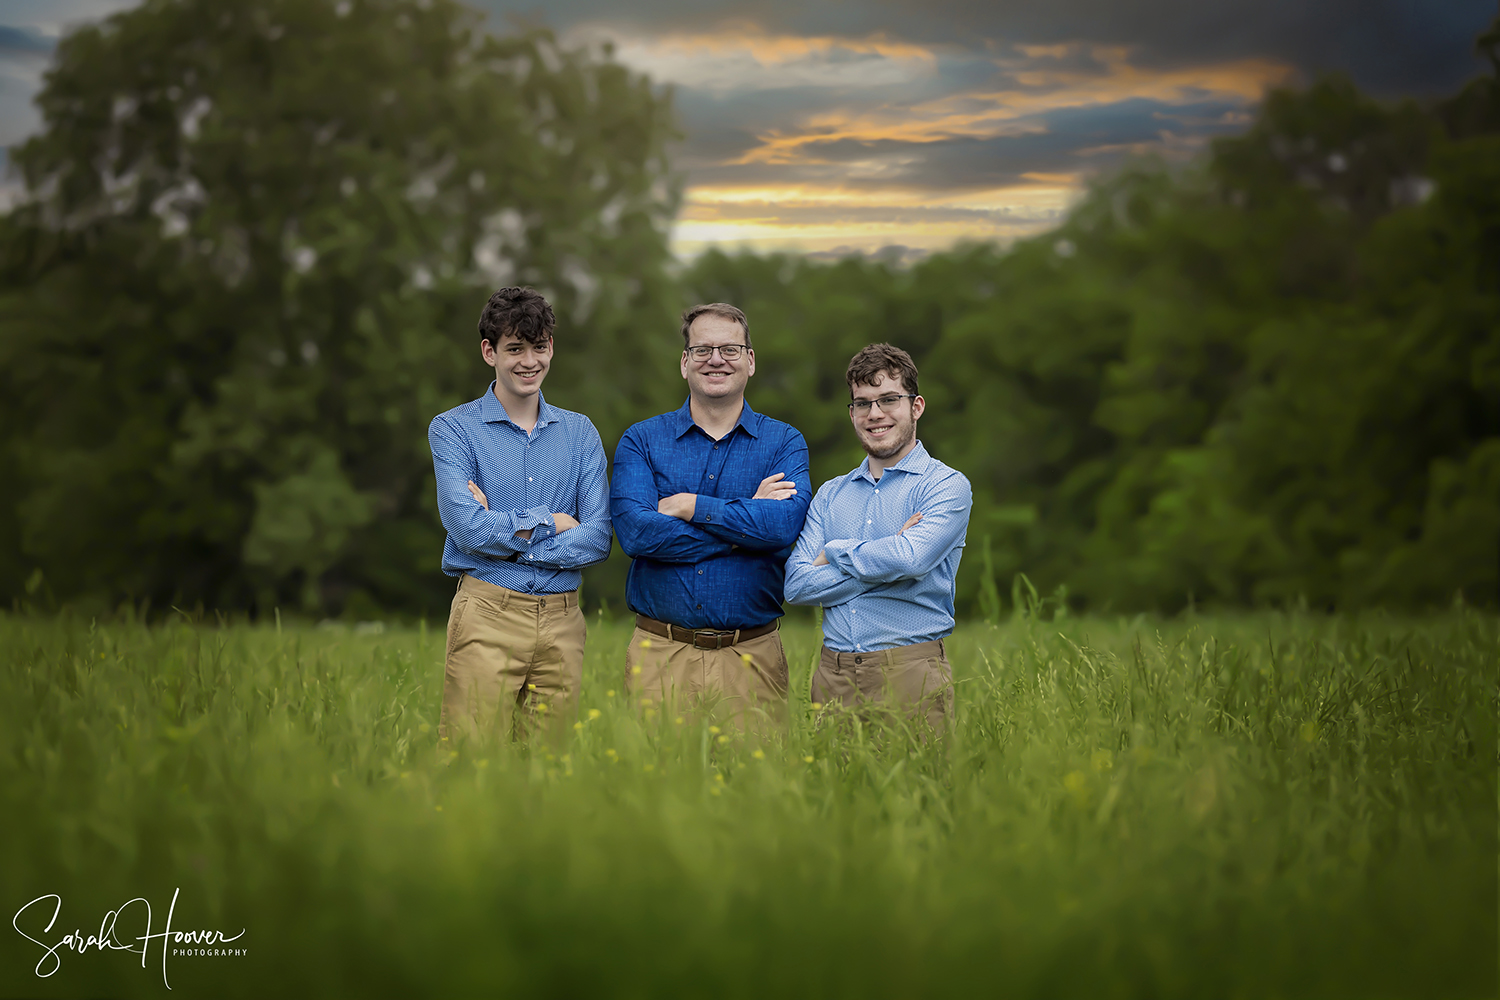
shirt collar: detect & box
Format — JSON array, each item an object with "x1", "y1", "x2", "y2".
[
  {"x1": 671, "y1": 397, "x2": 761, "y2": 440},
  {"x1": 852, "y1": 440, "x2": 933, "y2": 483},
  {"x1": 481, "y1": 384, "x2": 559, "y2": 429}
]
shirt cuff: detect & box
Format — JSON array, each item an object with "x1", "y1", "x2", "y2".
[
  {"x1": 693, "y1": 495, "x2": 727, "y2": 526},
  {"x1": 822, "y1": 539, "x2": 857, "y2": 572},
  {"x1": 516, "y1": 507, "x2": 556, "y2": 545}
]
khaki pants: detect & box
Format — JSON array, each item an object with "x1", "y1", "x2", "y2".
[
  {"x1": 624, "y1": 625, "x2": 789, "y2": 732},
  {"x1": 440, "y1": 574, "x2": 585, "y2": 744},
  {"x1": 811, "y1": 639, "x2": 953, "y2": 740}
]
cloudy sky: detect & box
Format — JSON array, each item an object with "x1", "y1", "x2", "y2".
[{"x1": 1, "y1": 0, "x2": 1493, "y2": 256}]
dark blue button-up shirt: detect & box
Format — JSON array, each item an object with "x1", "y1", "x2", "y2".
[
  {"x1": 429, "y1": 386, "x2": 612, "y2": 593},
  {"x1": 612, "y1": 399, "x2": 811, "y2": 629}
]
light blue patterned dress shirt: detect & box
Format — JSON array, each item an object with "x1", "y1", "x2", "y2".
[
  {"x1": 784, "y1": 441, "x2": 971, "y2": 652},
  {"x1": 429, "y1": 385, "x2": 612, "y2": 593}
]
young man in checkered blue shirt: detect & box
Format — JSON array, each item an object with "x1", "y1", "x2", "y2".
[
  {"x1": 428, "y1": 287, "x2": 613, "y2": 742},
  {"x1": 785, "y1": 343, "x2": 972, "y2": 738}
]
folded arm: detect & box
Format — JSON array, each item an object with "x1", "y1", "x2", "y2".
[
  {"x1": 692, "y1": 431, "x2": 812, "y2": 552},
  {"x1": 430, "y1": 417, "x2": 555, "y2": 559},
  {"x1": 784, "y1": 488, "x2": 870, "y2": 607},
  {"x1": 611, "y1": 428, "x2": 734, "y2": 563},
  {"x1": 822, "y1": 475, "x2": 972, "y2": 584},
  {"x1": 523, "y1": 424, "x2": 613, "y2": 570}
]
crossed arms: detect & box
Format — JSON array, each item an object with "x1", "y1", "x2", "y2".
[
  {"x1": 611, "y1": 428, "x2": 811, "y2": 563},
  {"x1": 429, "y1": 418, "x2": 612, "y2": 570},
  {"x1": 783, "y1": 473, "x2": 972, "y2": 607}
]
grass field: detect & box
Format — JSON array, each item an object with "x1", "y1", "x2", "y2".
[{"x1": 1, "y1": 609, "x2": 1495, "y2": 998}]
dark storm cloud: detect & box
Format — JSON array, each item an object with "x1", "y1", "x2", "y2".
[
  {"x1": 0, "y1": 25, "x2": 56, "y2": 54},
  {"x1": 682, "y1": 95, "x2": 1248, "y2": 192},
  {"x1": 480, "y1": 0, "x2": 1495, "y2": 96}
]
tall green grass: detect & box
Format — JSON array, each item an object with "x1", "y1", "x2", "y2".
[{"x1": 1, "y1": 611, "x2": 1494, "y2": 998}]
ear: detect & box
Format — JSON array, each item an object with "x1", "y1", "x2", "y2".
[
  {"x1": 480, "y1": 338, "x2": 497, "y2": 366},
  {"x1": 746, "y1": 348, "x2": 755, "y2": 378},
  {"x1": 679, "y1": 349, "x2": 690, "y2": 381},
  {"x1": 911, "y1": 395, "x2": 926, "y2": 420}
]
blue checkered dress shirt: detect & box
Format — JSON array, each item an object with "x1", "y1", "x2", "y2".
[
  {"x1": 785, "y1": 441, "x2": 971, "y2": 652},
  {"x1": 429, "y1": 385, "x2": 612, "y2": 593},
  {"x1": 612, "y1": 399, "x2": 811, "y2": 630}
]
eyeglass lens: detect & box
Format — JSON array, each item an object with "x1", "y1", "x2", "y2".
[
  {"x1": 851, "y1": 395, "x2": 909, "y2": 414},
  {"x1": 687, "y1": 345, "x2": 745, "y2": 360}
]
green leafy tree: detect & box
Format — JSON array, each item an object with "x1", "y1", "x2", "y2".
[{"x1": 0, "y1": 0, "x2": 680, "y2": 614}]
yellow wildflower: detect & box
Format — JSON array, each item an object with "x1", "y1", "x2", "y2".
[{"x1": 588, "y1": 708, "x2": 601, "y2": 720}]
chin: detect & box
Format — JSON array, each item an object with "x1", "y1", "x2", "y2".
[{"x1": 861, "y1": 430, "x2": 911, "y2": 459}]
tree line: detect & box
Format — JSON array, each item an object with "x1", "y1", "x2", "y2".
[{"x1": 1, "y1": 0, "x2": 1495, "y2": 618}]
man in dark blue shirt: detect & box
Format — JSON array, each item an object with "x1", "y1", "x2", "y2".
[{"x1": 611, "y1": 303, "x2": 811, "y2": 730}]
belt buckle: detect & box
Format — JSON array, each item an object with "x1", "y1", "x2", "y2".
[{"x1": 692, "y1": 629, "x2": 728, "y2": 650}]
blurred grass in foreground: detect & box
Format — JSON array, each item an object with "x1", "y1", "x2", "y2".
[{"x1": 0, "y1": 611, "x2": 1494, "y2": 998}]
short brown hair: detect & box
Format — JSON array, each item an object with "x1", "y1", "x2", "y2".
[
  {"x1": 680, "y1": 303, "x2": 751, "y2": 349},
  {"x1": 846, "y1": 343, "x2": 919, "y2": 396},
  {"x1": 478, "y1": 286, "x2": 555, "y2": 348}
]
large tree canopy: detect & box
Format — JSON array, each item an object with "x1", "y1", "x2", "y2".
[
  {"x1": 0, "y1": 0, "x2": 680, "y2": 614},
  {"x1": 2, "y1": 5, "x2": 1494, "y2": 616}
]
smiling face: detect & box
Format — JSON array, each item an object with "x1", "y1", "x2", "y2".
[
  {"x1": 850, "y1": 370, "x2": 925, "y2": 463},
  {"x1": 483, "y1": 331, "x2": 552, "y2": 406},
  {"x1": 680, "y1": 312, "x2": 754, "y2": 404}
]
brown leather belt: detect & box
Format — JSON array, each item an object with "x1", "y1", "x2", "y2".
[{"x1": 635, "y1": 614, "x2": 779, "y2": 651}]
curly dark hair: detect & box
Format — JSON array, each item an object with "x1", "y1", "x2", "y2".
[
  {"x1": 680, "y1": 303, "x2": 751, "y2": 349},
  {"x1": 846, "y1": 343, "x2": 919, "y2": 397},
  {"x1": 478, "y1": 287, "x2": 556, "y2": 348}
]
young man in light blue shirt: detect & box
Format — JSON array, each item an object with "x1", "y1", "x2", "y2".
[
  {"x1": 785, "y1": 343, "x2": 972, "y2": 737},
  {"x1": 428, "y1": 287, "x2": 612, "y2": 742}
]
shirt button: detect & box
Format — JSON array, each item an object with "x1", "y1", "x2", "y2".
[
  {"x1": 705, "y1": 515, "x2": 712, "y2": 521},
  {"x1": 714, "y1": 445, "x2": 719, "y2": 450},
  {"x1": 697, "y1": 569, "x2": 703, "y2": 575},
  {"x1": 696, "y1": 604, "x2": 702, "y2": 609},
  {"x1": 709, "y1": 474, "x2": 715, "y2": 480},
  {"x1": 528, "y1": 477, "x2": 533, "y2": 482},
  {"x1": 867, "y1": 519, "x2": 872, "y2": 524}
]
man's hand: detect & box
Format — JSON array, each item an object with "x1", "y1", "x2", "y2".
[
  {"x1": 753, "y1": 473, "x2": 798, "y2": 501},
  {"x1": 658, "y1": 493, "x2": 697, "y2": 520},
  {"x1": 813, "y1": 549, "x2": 828, "y2": 566},
  {"x1": 471, "y1": 481, "x2": 578, "y2": 538}
]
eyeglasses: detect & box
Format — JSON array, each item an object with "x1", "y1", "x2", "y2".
[
  {"x1": 685, "y1": 344, "x2": 748, "y2": 362},
  {"x1": 849, "y1": 394, "x2": 917, "y2": 415}
]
